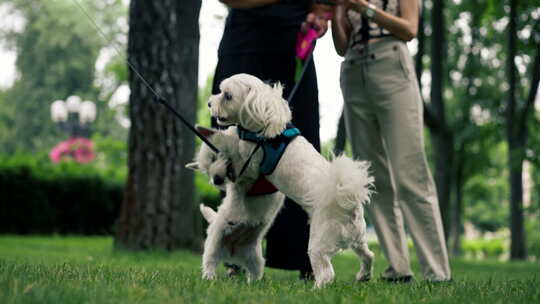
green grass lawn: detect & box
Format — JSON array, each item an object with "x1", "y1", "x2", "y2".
[{"x1": 0, "y1": 236, "x2": 539, "y2": 303}]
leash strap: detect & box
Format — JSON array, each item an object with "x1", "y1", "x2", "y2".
[
  {"x1": 238, "y1": 143, "x2": 262, "y2": 178},
  {"x1": 72, "y1": 0, "x2": 220, "y2": 154},
  {"x1": 289, "y1": 11, "x2": 332, "y2": 104},
  {"x1": 154, "y1": 97, "x2": 220, "y2": 153},
  {"x1": 287, "y1": 52, "x2": 314, "y2": 104}
]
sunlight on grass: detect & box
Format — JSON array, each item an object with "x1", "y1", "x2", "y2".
[{"x1": 0, "y1": 236, "x2": 539, "y2": 303}]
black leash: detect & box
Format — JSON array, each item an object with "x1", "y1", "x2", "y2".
[
  {"x1": 238, "y1": 143, "x2": 262, "y2": 178},
  {"x1": 286, "y1": 50, "x2": 314, "y2": 104},
  {"x1": 71, "y1": 0, "x2": 220, "y2": 154}
]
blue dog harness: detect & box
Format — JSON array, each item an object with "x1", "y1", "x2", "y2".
[{"x1": 237, "y1": 123, "x2": 301, "y2": 175}]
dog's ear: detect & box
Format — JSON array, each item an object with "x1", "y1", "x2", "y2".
[
  {"x1": 262, "y1": 82, "x2": 292, "y2": 138},
  {"x1": 238, "y1": 82, "x2": 292, "y2": 138},
  {"x1": 185, "y1": 162, "x2": 200, "y2": 171},
  {"x1": 238, "y1": 85, "x2": 267, "y2": 134},
  {"x1": 196, "y1": 125, "x2": 216, "y2": 138}
]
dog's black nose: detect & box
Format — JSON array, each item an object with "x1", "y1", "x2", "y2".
[
  {"x1": 207, "y1": 101, "x2": 211, "y2": 108},
  {"x1": 213, "y1": 176, "x2": 224, "y2": 185}
]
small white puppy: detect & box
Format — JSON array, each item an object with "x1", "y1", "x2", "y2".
[
  {"x1": 208, "y1": 73, "x2": 375, "y2": 288},
  {"x1": 186, "y1": 126, "x2": 284, "y2": 283}
]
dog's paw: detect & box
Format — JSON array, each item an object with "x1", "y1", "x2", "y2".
[
  {"x1": 313, "y1": 276, "x2": 334, "y2": 289},
  {"x1": 313, "y1": 280, "x2": 329, "y2": 289},
  {"x1": 246, "y1": 271, "x2": 264, "y2": 283},
  {"x1": 202, "y1": 271, "x2": 217, "y2": 280}
]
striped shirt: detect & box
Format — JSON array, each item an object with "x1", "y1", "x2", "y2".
[{"x1": 347, "y1": 0, "x2": 400, "y2": 48}]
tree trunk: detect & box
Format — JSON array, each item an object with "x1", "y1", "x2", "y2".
[
  {"x1": 508, "y1": 145, "x2": 526, "y2": 259},
  {"x1": 429, "y1": 0, "x2": 452, "y2": 240},
  {"x1": 115, "y1": 0, "x2": 202, "y2": 251},
  {"x1": 505, "y1": 0, "x2": 527, "y2": 260},
  {"x1": 415, "y1": 0, "x2": 424, "y2": 87},
  {"x1": 416, "y1": 0, "x2": 438, "y2": 131},
  {"x1": 432, "y1": 133, "x2": 453, "y2": 241},
  {"x1": 505, "y1": 0, "x2": 540, "y2": 260},
  {"x1": 450, "y1": 144, "x2": 464, "y2": 256}
]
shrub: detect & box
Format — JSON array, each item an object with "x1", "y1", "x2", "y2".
[
  {"x1": 526, "y1": 219, "x2": 540, "y2": 259},
  {"x1": 0, "y1": 153, "x2": 221, "y2": 235},
  {"x1": 0, "y1": 154, "x2": 123, "y2": 235},
  {"x1": 462, "y1": 238, "x2": 507, "y2": 260}
]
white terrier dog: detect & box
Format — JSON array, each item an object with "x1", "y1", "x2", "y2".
[
  {"x1": 186, "y1": 126, "x2": 284, "y2": 283},
  {"x1": 208, "y1": 73, "x2": 375, "y2": 288}
]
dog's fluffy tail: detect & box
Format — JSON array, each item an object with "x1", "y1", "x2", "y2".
[
  {"x1": 309, "y1": 155, "x2": 374, "y2": 211},
  {"x1": 200, "y1": 204, "x2": 217, "y2": 223}
]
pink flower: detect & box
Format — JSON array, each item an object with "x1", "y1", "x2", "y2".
[
  {"x1": 49, "y1": 137, "x2": 95, "y2": 163},
  {"x1": 50, "y1": 141, "x2": 73, "y2": 163}
]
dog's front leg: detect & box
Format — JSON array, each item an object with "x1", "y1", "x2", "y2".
[{"x1": 201, "y1": 233, "x2": 222, "y2": 280}]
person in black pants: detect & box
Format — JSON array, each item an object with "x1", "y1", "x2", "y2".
[{"x1": 211, "y1": 0, "x2": 331, "y2": 279}]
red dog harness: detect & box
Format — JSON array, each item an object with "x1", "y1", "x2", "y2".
[{"x1": 246, "y1": 175, "x2": 278, "y2": 196}]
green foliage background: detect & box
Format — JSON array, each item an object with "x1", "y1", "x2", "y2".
[{"x1": 0, "y1": 0, "x2": 127, "y2": 154}]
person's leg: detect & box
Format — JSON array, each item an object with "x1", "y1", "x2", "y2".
[
  {"x1": 371, "y1": 42, "x2": 451, "y2": 281},
  {"x1": 265, "y1": 198, "x2": 312, "y2": 274},
  {"x1": 341, "y1": 57, "x2": 413, "y2": 279}
]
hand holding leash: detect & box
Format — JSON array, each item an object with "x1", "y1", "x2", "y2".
[{"x1": 289, "y1": 9, "x2": 334, "y2": 100}]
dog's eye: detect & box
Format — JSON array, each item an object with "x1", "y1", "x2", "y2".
[
  {"x1": 223, "y1": 91, "x2": 232, "y2": 101},
  {"x1": 211, "y1": 154, "x2": 217, "y2": 162}
]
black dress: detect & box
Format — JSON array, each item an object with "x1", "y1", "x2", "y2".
[{"x1": 211, "y1": 1, "x2": 319, "y2": 274}]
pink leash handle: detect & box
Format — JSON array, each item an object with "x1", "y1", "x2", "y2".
[
  {"x1": 295, "y1": 12, "x2": 334, "y2": 60},
  {"x1": 295, "y1": 28, "x2": 319, "y2": 60}
]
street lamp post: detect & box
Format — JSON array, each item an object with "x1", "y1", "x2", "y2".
[
  {"x1": 51, "y1": 96, "x2": 96, "y2": 138},
  {"x1": 49, "y1": 96, "x2": 97, "y2": 163}
]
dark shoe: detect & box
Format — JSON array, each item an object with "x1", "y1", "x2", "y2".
[{"x1": 381, "y1": 275, "x2": 414, "y2": 283}]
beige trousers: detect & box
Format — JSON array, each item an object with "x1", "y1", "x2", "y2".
[{"x1": 340, "y1": 37, "x2": 451, "y2": 281}]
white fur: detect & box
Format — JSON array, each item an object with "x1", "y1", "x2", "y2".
[
  {"x1": 187, "y1": 127, "x2": 284, "y2": 283},
  {"x1": 208, "y1": 74, "x2": 292, "y2": 138},
  {"x1": 209, "y1": 74, "x2": 376, "y2": 288}
]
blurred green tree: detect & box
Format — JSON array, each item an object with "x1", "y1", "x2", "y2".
[
  {"x1": 442, "y1": 0, "x2": 507, "y2": 255},
  {"x1": 504, "y1": 0, "x2": 540, "y2": 260},
  {"x1": 416, "y1": 0, "x2": 540, "y2": 259},
  {"x1": 0, "y1": 0, "x2": 126, "y2": 154},
  {"x1": 464, "y1": 142, "x2": 509, "y2": 233}
]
